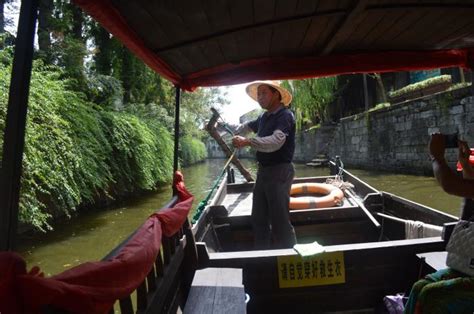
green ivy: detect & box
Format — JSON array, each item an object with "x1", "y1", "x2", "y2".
[
  {"x1": 388, "y1": 75, "x2": 452, "y2": 98},
  {"x1": 0, "y1": 59, "x2": 175, "y2": 231},
  {"x1": 180, "y1": 135, "x2": 207, "y2": 166},
  {"x1": 101, "y1": 111, "x2": 173, "y2": 193}
]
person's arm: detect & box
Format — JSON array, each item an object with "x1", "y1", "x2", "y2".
[
  {"x1": 232, "y1": 129, "x2": 286, "y2": 152},
  {"x1": 233, "y1": 112, "x2": 292, "y2": 152},
  {"x1": 251, "y1": 130, "x2": 286, "y2": 152},
  {"x1": 429, "y1": 134, "x2": 474, "y2": 198}
]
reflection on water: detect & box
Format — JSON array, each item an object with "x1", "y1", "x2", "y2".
[
  {"x1": 347, "y1": 168, "x2": 461, "y2": 216},
  {"x1": 17, "y1": 158, "x2": 459, "y2": 276}
]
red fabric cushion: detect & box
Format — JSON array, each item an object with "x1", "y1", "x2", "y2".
[
  {"x1": 15, "y1": 214, "x2": 162, "y2": 313},
  {"x1": 157, "y1": 197, "x2": 194, "y2": 237}
]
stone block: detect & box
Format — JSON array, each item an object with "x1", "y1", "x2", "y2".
[
  {"x1": 394, "y1": 123, "x2": 403, "y2": 131},
  {"x1": 460, "y1": 96, "x2": 473, "y2": 105},
  {"x1": 428, "y1": 127, "x2": 440, "y2": 134},
  {"x1": 395, "y1": 153, "x2": 405, "y2": 160},
  {"x1": 351, "y1": 137, "x2": 360, "y2": 144},
  {"x1": 449, "y1": 105, "x2": 464, "y2": 115},
  {"x1": 420, "y1": 111, "x2": 432, "y2": 119},
  {"x1": 405, "y1": 121, "x2": 412, "y2": 130}
]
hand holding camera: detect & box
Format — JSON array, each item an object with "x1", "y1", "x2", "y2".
[
  {"x1": 429, "y1": 132, "x2": 460, "y2": 162},
  {"x1": 443, "y1": 133, "x2": 458, "y2": 148}
]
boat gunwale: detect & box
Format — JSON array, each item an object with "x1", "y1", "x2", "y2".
[{"x1": 203, "y1": 236, "x2": 447, "y2": 264}]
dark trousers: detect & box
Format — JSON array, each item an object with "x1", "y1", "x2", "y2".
[{"x1": 252, "y1": 163, "x2": 297, "y2": 249}]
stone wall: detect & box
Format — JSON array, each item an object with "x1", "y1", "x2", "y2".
[
  {"x1": 328, "y1": 87, "x2": 473, "y2": 175},
  {"x1": 206, "y1": 139, "x2": 226, "y2": 158},
  {"x1": 293, "y1": 125, "x2": 338, "y2": 162}
]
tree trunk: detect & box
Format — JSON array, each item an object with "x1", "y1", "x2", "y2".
[
  {"x1": 70, "y1": 3, "x2": 84, "y2": 42},
  {"x1": 93, "y1": 24, "x2": 112, "y2": 75},
  {"x1": 374, "y1": 73, "x2": 388, "y2": 103},
  {"x1": 459, "y1": 67, "x2": 465, "y2": 83},
  {"x1": 37, "y1": 0, "x2": 53, "y2": 62},
  {"x1": 67, "y1": 2, "x2": 86, "y2": 91},
  {"x1": 363, "y1": 74, "x2": 369, "y2": 111},
  {"x1": 121, "y1": 47, "x2": 133, "y2": 104},
  {"x1": 0, "y1": 0, "x2": 6, "y2": 34}
]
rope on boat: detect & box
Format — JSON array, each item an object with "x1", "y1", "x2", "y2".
[
  {"x1": 325, "y1": 159, "x2": 355, "y2": 192},
  {"x1": 191, "y1": 149, "x2": 237, "y2": 224},
  {"x1": 211, "y1": 107, "x2": 235, "y2": 136},
  {"x1": 217, "y1": 120, "x2": 235, "y2": 136}
]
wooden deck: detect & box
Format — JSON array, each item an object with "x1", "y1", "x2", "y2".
[
  {"x1": 223, "y1": 192, "x2": 252, "y2": 217},
  {"x1": 184, "y1": 268, "x2": 246, "y2": 314},
  {"x1": 221, "y1": 177, "x2": 358, "y2": 217}
]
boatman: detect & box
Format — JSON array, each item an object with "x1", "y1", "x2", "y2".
[{"x1": 232, "y1": 81, "x2": 297, "y2": 249}]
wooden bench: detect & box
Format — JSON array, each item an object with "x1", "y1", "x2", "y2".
[{"x1": 184, "y1": 267, "x2": 246, "y2": 314}]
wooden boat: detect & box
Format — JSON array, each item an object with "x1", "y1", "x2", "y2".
[
  {"x1": 1, "y1": 1, "x2": 474, "y2": 313},
  {"x1": 190, "y1": 161, "x2": 457, "y2": 312}
]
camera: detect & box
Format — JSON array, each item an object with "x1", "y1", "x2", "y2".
[{"x1": 444, "y1": 133, "x2": 459, "y2": 148}]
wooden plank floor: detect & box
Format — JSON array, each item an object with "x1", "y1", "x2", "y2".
[
  {"x1": 223, "y1": 192, "x2": 253, "y2": 216},
  {"x1": 222, "y1": 191, "x2": 354, "y2": 217},
  {"x1": 183, "y1": 268, "x2": 246, "y2": 314}
]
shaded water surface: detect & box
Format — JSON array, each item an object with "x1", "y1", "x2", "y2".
[{"x1": 18, "y1": 159, "x2": 460, "y2": 276}]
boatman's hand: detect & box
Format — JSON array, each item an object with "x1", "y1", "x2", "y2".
[
  {"x1": 232, "y1": 135, "x2": 251, "y2": 148},
  {"x1": 429, "y1": 133, "x2": 446, "y2": 162}
]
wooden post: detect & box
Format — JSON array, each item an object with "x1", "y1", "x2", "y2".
[
  {"x1": 173, "y1": 87, "x2": 181, "y2": 177},
  {"x1": 363, "y1": 73, "x2": 369, "y2": 112},
  {"x1": 0, "y1": 0, "x2": 39, "y2": 251}
]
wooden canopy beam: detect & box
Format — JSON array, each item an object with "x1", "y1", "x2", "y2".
[
  {"x1": 320, "y1": 0, "x2": 369, "y2": 56},
  {"x1": 153, "y1": 9, "x2": 346, "y2": 54},
  {"x1": 366, "y1": 3, "x2": 474, "y2": 10}
]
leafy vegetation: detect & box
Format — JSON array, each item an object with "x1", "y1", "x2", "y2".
[
  {"x1": 0, "y1": 0, "x2": 231, "y2": 231},
  {"x1": 0, "y1": 58, "x2": 177, "y2": 230},
  {"x1": 447, "y1": 82, "x2": 472, "y2": 91},
  {"x1": 180, "y1": 136, "x2": 207, "y2": 167},
  {"x1": 282, "y1": 77, "x2": 338, "y2": 131},
  {"x1": 368, "y1": 102, "x2": 391, "y2": 113},
  {"x1": 388, "y1": 75, "x2": 452, "y2": 98},
  {"x1": 0, "y1": 41, "x2": 220, "y2": 231}
]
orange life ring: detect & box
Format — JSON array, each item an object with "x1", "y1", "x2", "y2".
[{"x1": 289, "y1": 183, "x2": 344, "y2": 210}]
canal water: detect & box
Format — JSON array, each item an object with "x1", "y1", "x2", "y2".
[{"x1": 17, "y1": 159, "x2": 460, "y2": 277}]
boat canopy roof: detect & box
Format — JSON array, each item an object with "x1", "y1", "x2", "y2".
[{"x1": 74, "y1": 0, "x2": 474, "y2": 91}]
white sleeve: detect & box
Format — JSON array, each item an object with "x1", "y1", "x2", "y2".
[
  {"x1": 234, "y1": 123, "x2": 253, "y2": 136},
  {"x1": 249, "y1": 129, "x2": 286, "y2": 152}
]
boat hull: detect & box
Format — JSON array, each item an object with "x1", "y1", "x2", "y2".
[{"x1": 191, "y1": 166, "x2": 457, "y2": 312}]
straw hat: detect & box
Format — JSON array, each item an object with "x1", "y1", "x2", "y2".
[{"x1": 246, "y1": 80, "x2": 292, "y2": 106}]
